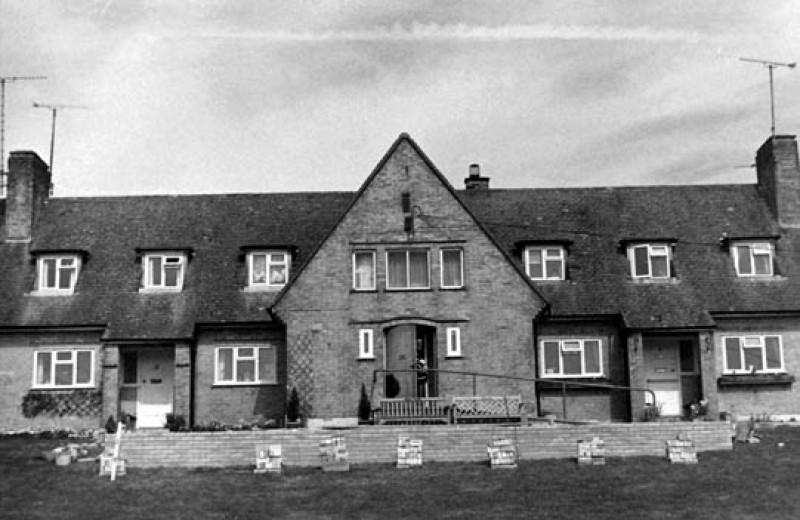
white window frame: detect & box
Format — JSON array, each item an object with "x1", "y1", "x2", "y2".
[
  {"x1": 722, "y1": 335, "x2": 785, "y2": 374},
  {"x1": 446, "y1": 327, "x2": 462, "y2": 357},
  {"x1": 524, "y1": 246, "x2": 565, "y2": 281},
  {"x1": 358, "y1": 329, "x2": 375, "y2": 359},
  {"x1": 214, "y1": 345, "x2": 277, "y2": 385},
  {"x1": 440, "y1": 248, "x2": 464, "y2": 289},
  {"x1": 385, "y1": 249, "x2": 430, "y2": 290},
  {"x1": 32, "y1": 348, "x2": 95, "y2": 389},
  {"x1": 36, "y1": 254, "x2": 81, "y2": 293},
  {"x1": 142, "y1": 252, "x2": 186, "y2": 291},
  {"x1": 732, "y1": 242, "x2": 774, "y2": 277},
  {"x1": 352, "y1": 251, "x2": 376, "y2": 291},
  {"x1": 247, "y1": 251, "x2": 290, "y2": 290},
  {"x1": 539, "y1": 339, "x2": 603, "y2": 378},
  {"x1": 628, "y1": 244, "x2": 671, "y2": 279}
]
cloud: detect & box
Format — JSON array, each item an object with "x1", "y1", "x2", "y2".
[{"x1": 188, "y1": 22, "x2": 712, "y2": 44}]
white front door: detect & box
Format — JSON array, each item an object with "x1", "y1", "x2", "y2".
[
  {"x1": 137, "y1": 348, "x2": 175, "y2": 428},
  {"x1": 643, "y1": 339, "x2": 682, "y2": 416}
]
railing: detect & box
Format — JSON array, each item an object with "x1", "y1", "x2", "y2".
[{"x1": 371, "y1": 368, "x2": 657, "y2": 421}]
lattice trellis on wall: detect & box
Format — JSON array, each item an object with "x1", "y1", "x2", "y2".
[
  {"x1": 21, "y1": 390, "x2": 103, "y2": 418},
  {"x1": 288, "y1": 331, "x2": 314, "y2": 418}
]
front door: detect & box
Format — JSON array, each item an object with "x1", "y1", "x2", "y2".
[
  {"x1": 385, "y1": 326, "x2": 416, "y2": 398},
  {"x1": 136, "y1": 347, "x2": 175, "y2": 428},
  {"x1": 643, "y1": 338, "x2": 682, "y2": 416}
]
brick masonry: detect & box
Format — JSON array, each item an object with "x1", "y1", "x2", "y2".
[{"x1": 119, "y1": 421, "x2": 733, "y2": 468}]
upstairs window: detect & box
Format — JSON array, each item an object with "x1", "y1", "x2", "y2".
[
  {"x1": 37, "y1": 255, "x2": 80, "y2": 293},
  {"x1": 143, "y1": 252, "x2": 186, "y2": 290},
  {"x1": 440, "y1": 248, "x2": 464, "y2": 288},
  {"x1": 33, "y1": 349, "x2": 94, "y2": 388},
  {"x1": 386, "y1": 249, "x2": 429, "y2": 289},
  {"x1": 629, "y1": 244, "x2": 671, "y2": 279},
  {"x1": 723, "y1": 335, "x2": 784, "y2": 374},
  {"x1": 540, "y1": 339, "x2": 603, "y2": 378},
  {"x1": 732, "y1": 242, "x2": 773, "y2": 277},
  {"x1": 215, "y1": 345, "x2": 277, "y2": 385},
  {"x1": 248, "y1": 251, "x2": 290, "y2": 290},
  {"x1": 525, "y1": 246, "x2": 565, "y2": 280},
  {"x1": 352, "y1": 251, "x2": 376, "y2": 291}
]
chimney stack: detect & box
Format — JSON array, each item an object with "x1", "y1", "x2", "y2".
[
  {"x1": 4, "y1": 151, "x2": 51, "y2": 242},
  {"x1": 756, "y1": 135, "x2": 800, "y2": 228},
  {"x1": 464, "y1": 163, "x2": 490, "y2": 191}
]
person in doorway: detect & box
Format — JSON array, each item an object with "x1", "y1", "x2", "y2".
[{"x1": 415, "y1": 341, "x2": 428, "y2": 397}]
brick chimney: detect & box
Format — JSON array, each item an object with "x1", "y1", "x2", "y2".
[
  {"x1": 464, "y1": 163, "x2": 490, "y2": 191},
  {"x1": 4, "y1": 151, "x2": 51, "y2": 242},
  {"x1": 756, "y1": 135, "x2": 800, "y2": 228}
]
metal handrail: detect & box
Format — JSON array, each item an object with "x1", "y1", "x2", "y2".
[{"x1": 371, "y1": 368, "x2": 657, "y2": 420}]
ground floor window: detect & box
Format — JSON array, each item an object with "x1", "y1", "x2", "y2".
[
  {"x1": 215, "y1": 345, "x2": 277, "y2": 384},
  {"x1": 540, "y1": 339, "x2": 602, "y2": 377},
  {"x1": 723, "y1": 335, "x2": 784, "y2": 374},
  {"x1": 33, "y1": 349, "x2": 94, "y2": 388}
]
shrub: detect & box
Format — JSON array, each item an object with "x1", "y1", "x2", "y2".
[
  {"x1": 287, "y1": 387, "x2": 301, "y2": 422},
  {"x1": 358, "y1": 383, "x2": 371, "y2": 422}
]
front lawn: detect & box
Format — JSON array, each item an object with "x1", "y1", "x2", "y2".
[{"x1": 1, "y1": 426, "x2": 799, "y2": 519}]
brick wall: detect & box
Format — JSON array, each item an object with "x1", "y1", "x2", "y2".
[
  {"x1": 276, "y1": 139, "x2": 543, "y2": 420},
  {"x1": 0, "y1": 330, "x2": 104, "y2": 431},
  {"x1": 193, "y1": 327, "x2": 287, "y2": 425},
  {"x1": 119, "y1": 421, "x2": 733, "y2": 468},
  {"x1": 715, "y1": 317, "x2": 800, "y2": 417}
]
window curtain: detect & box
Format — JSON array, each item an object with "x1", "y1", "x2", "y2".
[
  {"x1": 258, "y1": 347, "x2": 276, "y2": 382},
  {"x1": 387, "y1": 251, "x2": 407, "y2": 287},
  {"x1": 408, "y1": 250, "x2": 428, "y2": 287},
  {"x1": 442, "y1": 250, "x2": 462, "y2": 286},
  {"x1": 354, "y1": 253, "x2": 374, "y2": 289}
]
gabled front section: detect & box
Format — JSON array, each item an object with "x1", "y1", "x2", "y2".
[{"x1": 274, "y1": 134, "x2": 546, "y2": 425}]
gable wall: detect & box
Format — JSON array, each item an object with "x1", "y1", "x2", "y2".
[{"x1": 276, "y1": 140, "x2": 544, "y2": 420}]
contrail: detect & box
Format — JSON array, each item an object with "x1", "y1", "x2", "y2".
[{"x1": 193, "y1": 22, "x2": 708, "y2": 44}]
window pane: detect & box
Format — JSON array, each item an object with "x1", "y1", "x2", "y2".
[
  {"x1": 545, "y1": 259, "x2": 563, "y2": 279},
  {"x1": 59, "y1": 266, "x2": 74, "y2": 289},
  {"x1": 44, "y1": 259, "x2": 57, "y2": 288},
  {"x1": 164, "y1": 264, "x2": 181, "y2": 287},
  {"x1": 528, "y1": 250, "x2": 543, "y2": 278},
  {"x1": 442, "y1": 249, "x2": 462, "y2": 287},
  {"x1": 724, "y1": 338, "x2": 742, "y2": 370},
  {"x1": 218, "y1": 348, "x2": 233, "y2": 381},
  {"x1": 633, "y1": 246, "x2": 649, "y2": 276},
  {"x1": 679, "y1": 340, "x2": 695, "y2": 372},
  {"x1": 56, "y1": 351, "x2": 71, "y2": 361},
  {"x1": 354, "y1": 252, "x2": 375, "y2": 289},
  {"x1": 76, "y1": 351, "x2": 92, "y2": 384},
  {"x1": 258, "y1": 347, "x2": 276, "y2": 382},
  {"x1": 736, "y1": 247, "x2": 752, "y2": 275},
  {"x1": 387, "y1": 251, "x2": 407, "y2": 288},
  {"x1": 252, "y1": 254, "x2": 267, "y2": 284},
  {"x1": 562, "y1": 351, "x2": 581, "y2": 375},
  {"x1": 408, "y1": 251, "x2": 429, "y2": 287},
  {"x1": 149, "y1": 257, "x2": 162, "y2": 285},
  {"x1": 584, "y1": 341, "x2": 600, "y2": 374},
  {"x1": 765, "y1": 337, "x2": 782, "y2": 369},
  {"x1": 543, "y1": 342, "x2": 559, "y2": 374},
  {"x1": 237, "y1": 360, "x2": 255, "y2": 382},
  {"x1": 744, "y1": 347, "x2": 763, "y2": 372},
  {"x1": 651, "y1": 256, "x2": 669, "y2": 278},
  {"x1": 239, "y1": 347, "x2": 254, "y2": 357},
  {"x1": 36, "y1": 352, "x2": 52, "y2": 385},
  {"x1": 753, "y1": 251, "x2": 771, "y2": 275},
  {"x1": 269, "y1": 264, "x2": 286, "y2": 285},
  {"x1": 55, "y1": 363, "x2": 73, "y2": 385},
  {"x1": 122, "y1": 351, "x2": 138, "y2": 384}
]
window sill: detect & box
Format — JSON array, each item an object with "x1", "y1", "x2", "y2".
[
  {"x1": 357, "y1": 356, "x2": 376, "y2": 361},
  {"x1": 629, "y1": 278, "x2": 679, "y2": 284},
  {"x1": 385, "y1": 288, "x2": 433, "y2": 293},
  {"x1": 242, "y1": 285, "x2": 285, "y2": 293},
  {"x1": 734, "y1": 276, "x2": 785, "y2": 282},
  {"x1": 350, "y1": 289, "x2": 378, "y2": 294},
  {"x1": 30, "y1": 290, "x2": 76, "y2": 296},
  {"x1": 139, "y1": 287, "x2": 184, "y2": 293},
  {"x1": 31, "y1": 385, "x2": 96, "y2": 390},
  {"x1": 440, "y1": 286, "x2": 466, "y2": 291},
  {"x1": 537, "y1": 377, "x2": 608, "y2": 389},
  {"x1": 718, "y1": 374, "x2": 794, "y2": 386},
  {"x1": 212, "y1": 382, "x2": 278, "y2": 387}
]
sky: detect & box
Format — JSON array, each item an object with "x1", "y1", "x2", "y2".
[{"x1": 0, "y1": 0, "x2": 798, "y2": 197}]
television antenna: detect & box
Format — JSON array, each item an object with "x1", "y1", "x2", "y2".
[
  {"x1": 0, "y1": 75, "x2": 47, "y2": 197},
  {"x1": 740, "y1": 58, "x2": 796, "y2": 137},
  {"x1": 32, "y1": 102, "x2": 86, "y2": 184}
]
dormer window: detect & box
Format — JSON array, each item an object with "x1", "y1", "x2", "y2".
[
  {"x1": 248, "y1": 251, "x2": 290, "y2": 290},
  {"x1": 36, "y1": 255, "x2": 81, "y2": 293},
  {"x1": 629, "y1": 244, "x2": 671, "y2": 279},
  {"x1": 732, "y1": 242, "x2": 773, "y2": 277},
  {"x1": 525, "y1": 246, "x2": 565, "y2": 280},
  {"x1": 143, "y1": 252, "x2": 186, "y2": 291}
]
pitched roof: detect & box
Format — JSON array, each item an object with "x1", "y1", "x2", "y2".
[{"x1": 461, "y1": 184, "x2": 800, "y2": 329}]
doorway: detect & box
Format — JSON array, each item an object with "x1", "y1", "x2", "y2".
[
  {"x1": 643, "y1": 336, "x2": 701, "y2": 417},
  {"x1": 119, "y1": 346, "x2": 175, "y2": 428},
  {"x1": 384, "y1": 325, "x2": 437, "y2": 398}
]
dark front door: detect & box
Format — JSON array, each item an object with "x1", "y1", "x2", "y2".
[{"x1": 385, "y1": 325, "x2": 437, "y2": 398}]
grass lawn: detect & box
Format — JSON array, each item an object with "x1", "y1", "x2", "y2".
[{"x1": 2, "y1": 426, "x2": 800, "y2": 519}]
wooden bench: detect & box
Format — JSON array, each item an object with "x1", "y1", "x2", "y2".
[
  {"x1": 373, "y1": 398, "x2": 452, "y2": 425},
  {"x1": 452, "y1": 395, "x2": 525, "y2": 424}
]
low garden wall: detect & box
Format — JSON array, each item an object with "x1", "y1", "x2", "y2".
[{"x1": 119, "y1": 421, "x2": 733, "y2": 468}]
